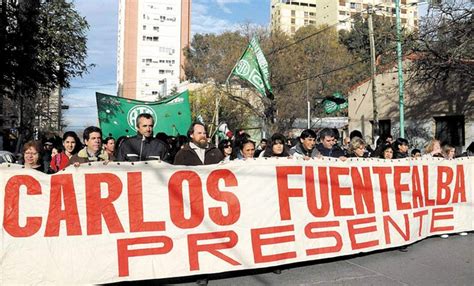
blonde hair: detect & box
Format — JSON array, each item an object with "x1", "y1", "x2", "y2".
[
  {"x1": 349, "y1": 137, "x2": 366, "y2": 155},
  {"x1": 442, "y1": 144, "x2": 456, "y2": 158},
  {"x1": 424, "y1": 139, "x2": 440, "y2": 154}
]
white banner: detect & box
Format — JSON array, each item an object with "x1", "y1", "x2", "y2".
[{"x1": 1, "y1": 157, "x2": 473, "y2": 284}]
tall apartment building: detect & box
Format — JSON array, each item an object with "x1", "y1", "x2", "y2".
[
  {"x1": 117, "y1": 0, "x2": 191, "y2": 101},
  {"x1": 271, "y1": 0, "x2": 418, "y2": 35}
]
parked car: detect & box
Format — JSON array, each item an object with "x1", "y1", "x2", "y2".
[{"x1": 0, "y1": 151, "x2": 16, "y2": 163}]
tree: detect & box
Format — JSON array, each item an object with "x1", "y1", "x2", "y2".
[
  {"x1": 0, "y1": 0, "x2": 90, "y2": 138},
  {"x1": 185, "y1": 25, "x2": 362, "y2": 133},
  {"x1": 407, "y1": 0, "x2": 473, "y2": 126},
  {"x1": 412, "y1": 1, "x2": 473, "y2": 88},
  {"x1": 339, "y1": 13, "x2": 416, "y2": 82}
]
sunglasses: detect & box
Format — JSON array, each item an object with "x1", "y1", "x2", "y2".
[{"x1": 224, "y1": 145, "x2": 232, "y2": 148}]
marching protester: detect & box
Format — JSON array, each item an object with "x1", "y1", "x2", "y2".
[
  {"x1": 379, "y1": 144, "x2": 394, "y2": 159},
  {"x1": 261, "y1": 133, "x2": 290, "y2": 158},
  {"x1": 411, "y1": 148, "x2": 422, "y2": 158},
  {"x1": 174, "y1": 122, "x2": 224, "y2": 165},
  {"x1": 22, "y1": 140, "x2": 44, "y2": 172},
  {"x1": 42, "y1": 140, "x2": 54, "y2": 173},
  {"x1": 116, "y1": 113, "x2": 169, "y2": 162},
  {"x1": 289, "y1": 129, "x2": 319, "y2": 159},
  {"x1": 392, "y1": 138, "x2": 410, "y2": 159},
  {"x1": 442, "y1": 144, "x2": 456, "y2": 159},
  {"x1": 102, "y1": 136, "x2": 116, "y2": 161},
  {"x1": 423, "y1": 139, "x2": 443, "y2": 157},
  {"x1": 347, "y1": 137, "x2": 368, "y2": 158},
  {"x1": 460, "y1": 142, "x2": 474, "y2": 157},
  {"x1": 316, "y1": 128, "x2": 346, "y2": 160},
  {"x1": 238, "y1": 138, "x2": 256, "y2": 159},
  {"x1": 68, "y1": 126, "x2": 108, "y2": 165},
  {"x1": 49, "y1": 131, "x2": 81, "y2": 173},
  {"x1": 254, "y1": 138, "x2": 267, "y2": 157},
  {"x1": 218, "y1": 139, "x2": 234, "y2": 162},
  {"x1": 372, "y1": 134, "x2": 394, "y2": 158}
]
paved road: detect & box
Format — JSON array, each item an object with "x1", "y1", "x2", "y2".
[{"x1": 155, "y1": 233, "x2": 473, "y2": 286}]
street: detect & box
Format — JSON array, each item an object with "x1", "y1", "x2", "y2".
[{"x1": 150, "y1": 233, "x2": 473, "y2": 286}]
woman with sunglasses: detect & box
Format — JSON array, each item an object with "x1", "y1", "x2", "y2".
[{"x1": 218, "y1": 139, "x2": 234, "y2": 162}]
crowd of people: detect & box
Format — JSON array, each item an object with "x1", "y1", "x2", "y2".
[{"x1": 5, "y1": 112, "x2": 474, "y2": 173}]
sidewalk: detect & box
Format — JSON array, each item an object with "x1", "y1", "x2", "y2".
[{"x1": 159, "y1": 233, "x2": 473, "y2": 286}]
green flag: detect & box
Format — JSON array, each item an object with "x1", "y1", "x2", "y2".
[
  {"x1": 323, "y1": 92, "x2": 348, "y2": 114},
  {"x1": 96, "y1": 90, "x2": 192, "y2": 138},
  {"x1": 228, "y1": 37, "x2": 273, "y2": 98}
]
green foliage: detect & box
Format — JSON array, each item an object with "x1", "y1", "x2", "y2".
[
  {"x1": 188, "y1": 87, "x2": 255, "y2": 134},
  {"x1": 0, "y1": 0, "x2": 90, "y2": 135},
  {"x1": 185, "y1": 25, "x2": 360, "y2": 132},
  {"x1": 0, "y1": 0, "x2": 90, "y2": 99}
]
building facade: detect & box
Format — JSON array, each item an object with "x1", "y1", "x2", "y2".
[
  {"x1": 117, "y1": 0, "x2": 191, "y2": 101},
  {"x1": 271, "y1": 0, "x2": 418, "y2": 35},
  {"x1": 348, "y1": 58, "x2": 473, "y2": 153}
]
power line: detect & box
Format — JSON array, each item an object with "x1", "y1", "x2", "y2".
[{"x1": 268, "y1": 0, "x2": 421, "y2": 55}]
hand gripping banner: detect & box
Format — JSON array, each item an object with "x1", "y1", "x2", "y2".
[{"x1": 1, "y1": 157, "x2": 473, "y2": 284}]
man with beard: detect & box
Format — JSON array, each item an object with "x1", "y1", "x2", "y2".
[{"x1": 174, "y1": 122, "x2": 224, "y2": 165}]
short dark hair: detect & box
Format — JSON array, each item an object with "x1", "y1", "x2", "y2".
[
  {"x1": 83, "y1": 126, "x2": 102, "y2": 141},
  {"x1": 136, "y1": 113, "x2": 154, "y2": 128},
  {"x1": 319, "y1": 128, "x2": 335, "y2": 140},
  {"x1": 239, "y1": 138, "x2": 255, "y2": 151},
  {"x1": 349, "y1": 130, "x2": 363, "y2": 140},
  {"x1": 300, "y1": 129, "x2": 316, "y2": 140},
  {"x1": 187, "y1": 122, "x2": 206, "y2": 139},
  {"x1": 392, "y1": 137, "x2": 409, "y2": 151},
  {"x1": 103, "y1": 136, "x2": 115, "y2": 145},
  {"x1": 411, "y1": 148, "x2": 421, "y2": 156},
  {"x1": 379, "y1": 144, "x2": 394, "y2": 159}
]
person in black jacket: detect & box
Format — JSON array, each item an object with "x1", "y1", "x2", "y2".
[
  {"x1": 174, "y1": 122, "x2": 224, "y2": 166},
  {"x1": 116, "y1": 113, "x2": 169, "y2": 162},
  {"x1": 316, "y1": 128, "x2": 346, "y2": 160}
]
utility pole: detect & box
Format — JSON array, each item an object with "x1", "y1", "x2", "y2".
[
  {"x1": 306, "y1": 79, "x2": 310, "y2": 129},
  {"x1": 215, "y1": 94, "x2": 220, "y2": 146},
  {"x1": 368, "y1": 5, "x2": 378, "y2": 138},
  {"x1": 395, "y1": 0, "x2": 405, "y2": 138}
]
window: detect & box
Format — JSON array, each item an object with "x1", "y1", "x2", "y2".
[
  {"x1": 153, "y1": 26, "x2": 159, "y2": 32},
  {"x1": 378, "y1": 120, "x2": 391, "y2": 138},
  {"x1": 435, "y1": 115, "x2": 465, "y2": 147},
  {"x1": 350, "y1": 2, "x2": 355, "y2": 9},
  {"x1": 291, "y1": 10, "x2": 295, "y2": 16},
  {"x1": 291, "y1": 18, "x2": 295, "y2": 24}
]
